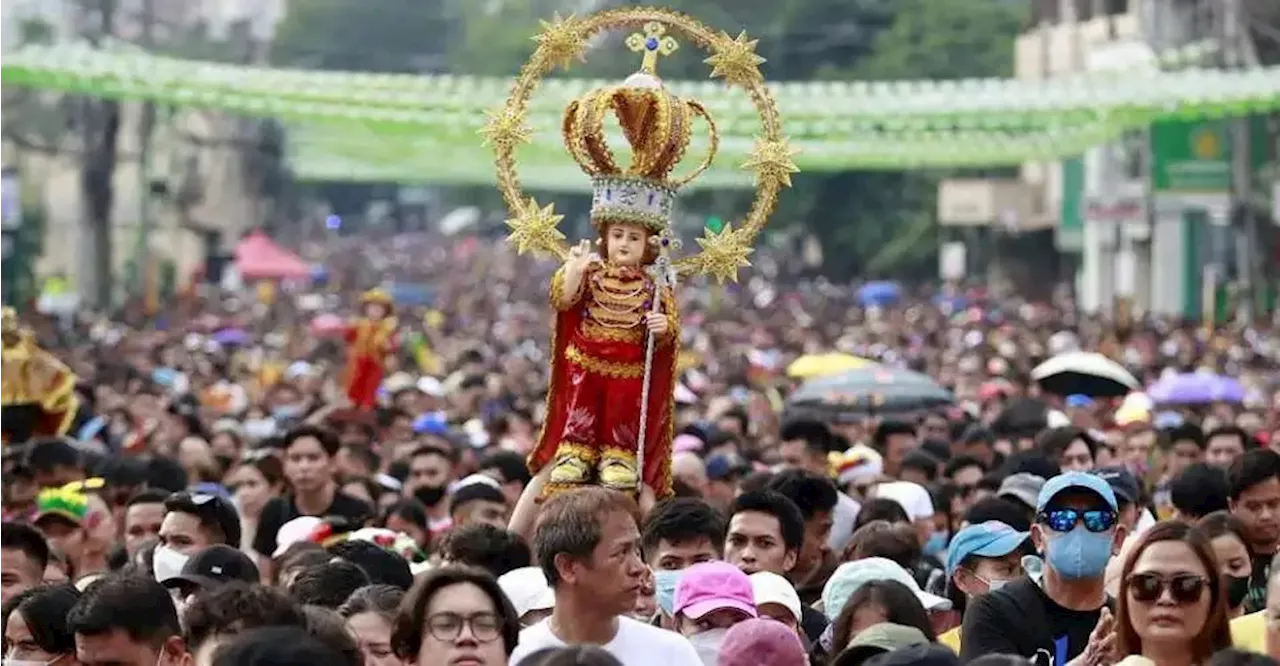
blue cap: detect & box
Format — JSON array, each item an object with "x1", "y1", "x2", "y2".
[
  {"x1": 945, "y1": 521, "x2": 1030, "y2": 576},
  {"x1": 1035, "y1": 471, "x2": 1118, "y2": 513},
  {"x1": 1065, "y1": 394, "x2": 1094, "y2": 408},
  {"x1": 706, "y1": 453, "x2": 750, "y2": 481}
]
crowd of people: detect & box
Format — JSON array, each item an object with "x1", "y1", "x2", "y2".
[{"x1": 1, "y1": 232, "x2": 1279, "y2": 666}]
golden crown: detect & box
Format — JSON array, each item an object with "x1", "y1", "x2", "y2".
[{"x1": 563, "y1": 22, "x2": 717, "y2": 234}]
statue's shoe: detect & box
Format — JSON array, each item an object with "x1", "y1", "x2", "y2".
[
  {"x1": 598, "y1": 456, "x2": 639, "y2": 491},
  {"x1": 549, "y1": 454, "x2": 592, "y2": 485}
]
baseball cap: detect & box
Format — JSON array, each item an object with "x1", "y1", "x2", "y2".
[
  {"x1": 706, "y1": 453, "x2": 751, "y2": 481},
  {"x1": 862, "y1": 644, "x2": 960, "y2": 666},
  {"x1": 162, "y1": 544, "x2": 259, "y2": 592},
  {"x1": 718, "y1": 619, "x2": 808, "y2": 666},
  {"x1": 274, "y1": 516, "x2": 323, "y2": 557},
  {"x1": 1094, "y1": 466, "x2": 1140, "y2": 506},
  {"x1": 821, "y1": 558, "x2": 951, "y2": 623},
  {"x1": 673, "y1": 561, "x2": 757, "y2": 620},
  {"x1": 871, "y1": 481, "x2": 934, "y2": 521},
  {"x1": 835, "y1": 623, "x2": 929, "y2": 664},
  {"x1": 750, "y1": 572, "x2": 802, "y2": 623},
  {"x1": 33, "y1": 482, "x2": 95, "y2": 527},
  {"x1": 997, "y1": 473, "x2": 1046, "y2": 510},
  {"x1": 945, "y1": 521, "x2": 1030, "y2": 576},
  {"x1": 497, "y1": 566, "x2": 554, "y2": 618},
  {"x1": 1036, "y1": 471, "x2": 1118, "y2": 514}
]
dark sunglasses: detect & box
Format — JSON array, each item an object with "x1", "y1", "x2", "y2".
[
  {"x1": 1126, "y1": 572, "x2": 1209, "y2": 604},
  {"x1": 1038, "y1": 508, "x2": 1117, "y2": 533}
]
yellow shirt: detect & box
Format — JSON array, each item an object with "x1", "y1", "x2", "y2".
[
  {"x1": 1232, "y1": 610, "x2": 1266, "y2": 654},
  {"x1": 940, "y1": 611, "x2": 1264, "y2": 656},
  {"x1": 939, "y1": 626, "x2": 961, "y2": 653}
]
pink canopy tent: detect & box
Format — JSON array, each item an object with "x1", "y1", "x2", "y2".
[{"x1": 234, "y1": 231, "x2": 311, "y2": 280}]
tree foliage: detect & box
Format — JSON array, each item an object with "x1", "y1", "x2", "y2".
[{"x1": 269, "y1": 0, "x2": 1026, "y2": 278}]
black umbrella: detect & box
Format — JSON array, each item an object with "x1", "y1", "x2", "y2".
[
  {"x1": 1031, "y1": 352, "x2": 1139, "y2": 398},
  {"x1": 787, "y1": 366, "x2": 954, "y2": 419}
]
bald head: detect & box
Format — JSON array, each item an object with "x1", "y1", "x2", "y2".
[{"x1": 672, "y1": 452, "x2": 708, "y2": 497}]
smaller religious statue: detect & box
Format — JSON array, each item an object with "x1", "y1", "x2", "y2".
[
  {"x1": 490, "y1": 11, "x2": 794, "y2": 500},
  {"x1": 344, "y1": 289, "x2": 399, "y2": 410},
  {"x1": 1, "y1": 307, "x2": 79, "y2": 445}
]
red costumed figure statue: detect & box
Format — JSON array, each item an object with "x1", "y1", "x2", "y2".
[
  {"x1": 491, "y1": 14, "x2": 792, "y2": 499},
  {"x1": 1, "y1": 307, "x2": 79, "y2": 445},
  {"x1": 344, "y1": 289, "x2": 399, "y2": 410}
]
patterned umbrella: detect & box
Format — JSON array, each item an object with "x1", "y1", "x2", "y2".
[{"x1": 788, "y1": 366, "x2": 954, "y2": 417}]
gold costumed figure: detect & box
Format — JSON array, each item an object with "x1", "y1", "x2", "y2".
[
  {"x1": 1, "y1": 308, "x2": 79, "y2": 445},
  {"x1": 487, "y1": 8, "x2": 796, "y2": 498}
]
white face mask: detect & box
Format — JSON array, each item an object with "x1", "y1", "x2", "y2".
[
  {"x1": 152, "y1": 545, "x2": 190, "y2": 584},
  {"x1": 3, "y1": 651, "x2": 65, "y2": 666},
  {"x1": 982, "y1": 575, "x2": 1011, "y2": 593},
  {"x1": 688, "y1": 627, "x2": 730, "y2": 666}
]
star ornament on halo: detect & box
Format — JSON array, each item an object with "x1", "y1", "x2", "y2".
[
  {"x1": 704, "y1": 31, "x2": 766, "y2": 86},
  {"x1": 505, "y1": 198, "x2": 566, "y2": 257},
  {"x1": 478, "y1": 107, "x2": 532, "y2": 149},
  {"x1": 694, "y1": 223, "x2": 754, "y2": 284},
  {"x1": 743, "y1": 137, "x2": 800, "y2": 188},
  {"x1": 532, "y1": 12, "x2": 589, "y2": 71}
]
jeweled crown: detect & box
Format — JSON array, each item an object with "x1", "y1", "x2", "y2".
[{"x1": 562, "y1": 22, "x2": 718, "y2": 234}]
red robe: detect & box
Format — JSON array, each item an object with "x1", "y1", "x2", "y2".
[
  {"x1": 529, "y1": 264, "x2": 679, "y2": 499},
  {"x1": 344, "y1": 316, "x2": 399, "y2": 409}
]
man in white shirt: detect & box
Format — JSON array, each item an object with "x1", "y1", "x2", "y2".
[{"x1": 509, "y1": 487, "x2": 702, "y2": 666}]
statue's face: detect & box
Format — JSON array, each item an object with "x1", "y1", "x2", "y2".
[
  {"x1": 365, "y1": 303, "x2": 387, "y2": 319},
  {"x1": 605, "y1": 222, "x2": 649, "y2": 267}
]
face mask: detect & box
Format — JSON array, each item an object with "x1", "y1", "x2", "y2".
[
  {"x1": 1043, "y1": 527, "x2": 1112, "y2": 580},
  {"x1": 244, "y1": 418, "x2": 277, "y2": 439},
  {"x1": 974, "y1": 573, "x2": 1011, "y2": 593},
  {"x1": 688, "y1": 627, "x2": 730, "y2": 666},
  {"x1": 413, "y1": 485, "x2": 447, "y2": 508},
  {"x1": 923, "y1": 531, "x2": 949, "y2": 557},
  {"x1": 4, "y1": 653, "x2": 65, "y2": 666},
  {"x1": 152, "y1": 545, "x2": 190, "y2": 584},
  {"x1": 1227, "y1": 574, "x2": 1250, "y2": 609},
  {"x1": 272, "y1": 404, "x2": 304, "y2": 420},
  {"x1": 653, "y1": 569, "x2": 684, "y2": 616}
]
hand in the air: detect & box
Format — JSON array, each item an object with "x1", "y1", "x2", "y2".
[
  {"x1": 565, "y1": 240, "x2": 598, "y2": 276},
  {"x1": 645, "y1": 312, "x2": 668, "y2": 335}
]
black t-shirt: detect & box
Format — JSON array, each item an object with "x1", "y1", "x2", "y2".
[
  {"x1": 252, "y1": 490, "x2": 372, "y2": 558},
  {"x1": 960, "y1": 577, "x2": 1110, "y2": 666},
  {"x1": 800, "y1": 605, "x2": 828, "y2": 646}
]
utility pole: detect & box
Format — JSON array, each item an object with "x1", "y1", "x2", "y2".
[
  {"x1": 134, "y1": 0, "x2": 158, "y2": 312},
  {"x1": 1221, "y1": 0, "x2": 1257, "y2": 321}
]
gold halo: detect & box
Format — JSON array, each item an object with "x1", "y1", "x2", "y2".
[{"x1": 487, "y1": 6, "x2": 794, "y2": 283}]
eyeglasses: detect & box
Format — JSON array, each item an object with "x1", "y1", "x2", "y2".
[
  {"x1": 1125, "y1": 572, "x2": 1209, "y2": 605},
  {"x1": 1038, "y1": 508, "x2": 1117, "y2": 533},
  {"x1": 425, "y1": 612, "x2": 502, "y2": 643}
]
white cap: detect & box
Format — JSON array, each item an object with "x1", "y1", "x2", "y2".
[
  {"x1": 416, "y1": 376, "x2": 445, "y2": 397},
  {"x1": 749, "y1": 572, "x2": 801, "y2": 623},
  {"x1": 498, "y1": 566, "x2": 555, "y2": 618},
  {"x1": 274, "y1": 516, "x2": 322, "y2": 557},
  {"x1": 871, "y1": 481, "x2": 934, "y2": 521}
]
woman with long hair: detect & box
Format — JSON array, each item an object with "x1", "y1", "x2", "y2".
[
  {"x1": 1196, "y1": 512, "x2": 1253, "y2": 618},
  {"x1": 1116, "y1": 521, "x2": 1233, "y2": 666}
]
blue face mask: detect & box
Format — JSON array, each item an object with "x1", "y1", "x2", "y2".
[
  {"x1": 272, "y1": 404, "x2": 304, "y2": 420},
  {"x1": 1044, "y1": 527, "x2": 1112, "y2": 579},
  {"x1": 923, "y1": 531, "x2": 949, "y2": 557},
  {"x1": 653, "y1": 569, "x2": 684, "y2": 616}
]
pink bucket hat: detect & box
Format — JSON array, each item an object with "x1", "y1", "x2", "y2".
[{"x1": 673, "y1": 561, "x2": 757, "y2": 620}]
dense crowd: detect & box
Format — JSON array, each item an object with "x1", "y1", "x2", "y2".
[{"x1": 1, "y1": 233, "x2": 1279, "y2": 666}]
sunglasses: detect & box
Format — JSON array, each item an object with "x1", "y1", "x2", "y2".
[
  {"x1": 1126, "y1": 572, "x2": 1209, "y2": 605},
  {"x1": 1038, "y1": 508, "x2": 1117, "y2": 533}
]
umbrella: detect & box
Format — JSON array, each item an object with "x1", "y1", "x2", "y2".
[
  {"x1": 1147, "y1": 373, "x2": 1245, "y2": 405},
  {"x1": 857, "y1": 281, "x2": 902, "y2": 307},
  {"x1": 1031, "y1": 352, "x2": 1139, "y2": 398},
  {"x1": 788, "y1": 366, "x2": 954, "y2": 417},
  {"x1": 786, "y1": 353, "x2": 875, "y2": 379},
  {"x1": 310, "y1": 314, "x2": 346, "y2": 336},
  {"x1": 211, "y1": 328, "x2": 251, "y2": 346}
]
